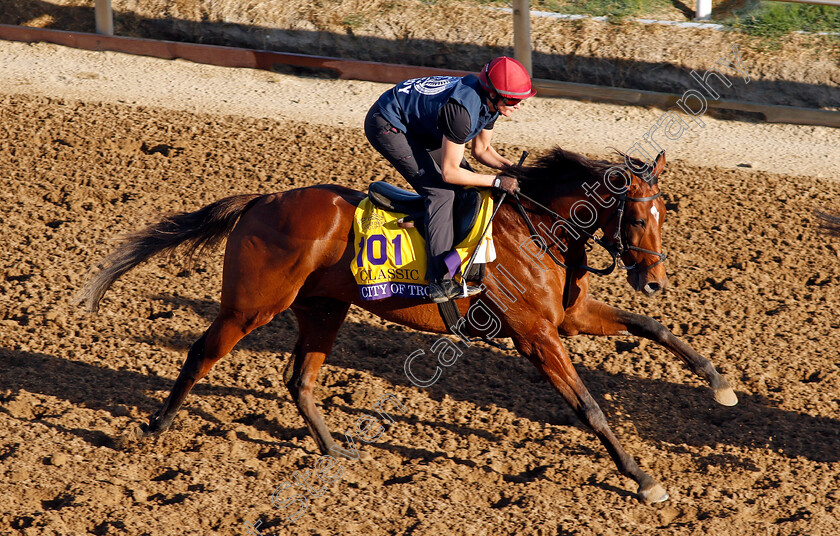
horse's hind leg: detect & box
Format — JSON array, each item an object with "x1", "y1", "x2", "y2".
[
  {"x1": 139, "y1": 305, "x2": 276, "y2": 437},
  {"x1": 284, "y1": 297, "x2": 350, "y2": 456},
  {"x1": 561, "y1": 298, "x2": 737, "y2": 406}
]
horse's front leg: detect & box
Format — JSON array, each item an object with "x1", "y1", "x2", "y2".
[
  {"x1": 560, "y1": 298, "x2": 737, "y2": 406},
  {"x1": 513, "y1": 328, "x2": 669, "y2": 503}
]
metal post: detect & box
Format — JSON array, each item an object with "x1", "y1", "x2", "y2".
[
  {"x1": 95, "y1": 0, "x2": 114, "y2": 36},
  {"x1": 695, "y1": 0, "x2": 712, "y2": 20},
  {"x1": 512, "y1": 0, "x2": 532, "y2": 75}
]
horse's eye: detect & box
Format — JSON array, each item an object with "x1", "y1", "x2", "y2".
[{"x1": 632, "y1": 219, "x2": 646, "y2": 227}]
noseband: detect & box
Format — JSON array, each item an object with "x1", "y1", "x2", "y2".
[{"x1": 511, "y1": 187, "x2": 667, "y2": 276}]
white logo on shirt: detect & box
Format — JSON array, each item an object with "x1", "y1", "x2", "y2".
[{"x1": 397, "y1": 76, "x2": 459, "y2": 96}]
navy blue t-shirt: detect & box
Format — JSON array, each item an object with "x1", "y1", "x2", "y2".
[{"x1": 376, "y1": 75, "x2": 499, "y2": 149}]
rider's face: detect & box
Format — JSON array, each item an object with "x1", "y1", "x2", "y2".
[
  {"x1": 496, "y1": 100, "x2": 521, "y2": 117},
  {"x1": 489, "y1": 96, "x2": 522, "y2": 117}
]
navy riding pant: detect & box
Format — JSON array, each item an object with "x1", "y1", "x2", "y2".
[{"x1": 364, "y1": 104, "x2": 472, "y2": 282}]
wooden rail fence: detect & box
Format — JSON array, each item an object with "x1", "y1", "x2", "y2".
[{"x1": 0, "y1": 24, "x2": 837, "y2": 128}]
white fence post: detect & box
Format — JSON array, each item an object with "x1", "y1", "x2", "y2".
[
  {"x1": 95, "y1": 0, "x2": 114, "y2": 36},
  {"x1": 512, "y1": 0, "x2": 532, "y2": 75},
  {"x1": 695, "y1": 0, "x2": 712, "y2": 20}
]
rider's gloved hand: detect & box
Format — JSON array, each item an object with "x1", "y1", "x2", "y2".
[{"x1": 494, "y1": 173, "x2": 520, "y2": 195}]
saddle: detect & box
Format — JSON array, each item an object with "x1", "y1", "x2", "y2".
[{"x1": 367, "y1": 181, "x2": 481, "y2": 247}]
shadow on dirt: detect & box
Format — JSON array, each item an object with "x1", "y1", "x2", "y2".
[
  {"x1": 9, "y1": 290, "x2": 835, "y2": 464},
  {"x1": 0, "y1": 345, "x2": 308, "y2": 449},
  {"x1": 2, "y1": 2, "x2": 838, "y2": 109}
]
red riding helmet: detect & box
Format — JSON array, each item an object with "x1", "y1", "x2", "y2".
[{"x1": 478, "y1": 56, "x2": 537, "y2": 101}]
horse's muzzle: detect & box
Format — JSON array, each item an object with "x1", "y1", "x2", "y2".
[
  {"x1": 642, "y1": 281, "x2": 664, "y2": 296},
  {"x1": 628, "y1": 267, "x2": 667, "y2": 297}
]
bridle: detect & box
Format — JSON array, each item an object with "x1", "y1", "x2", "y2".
[{"x1": 510, "y1": 184, "x2": 668, "y2": 276}]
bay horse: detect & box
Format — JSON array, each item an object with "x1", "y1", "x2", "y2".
[{"x1": 77, "y1": 147, "x2": 737, "y2": 504}]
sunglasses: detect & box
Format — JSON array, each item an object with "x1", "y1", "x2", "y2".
[{"x1": 499, "y1": 97, "x2": 521, "y2": 107}]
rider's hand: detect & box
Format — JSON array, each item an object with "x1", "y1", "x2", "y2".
[{"x1": 494, "y1": 173, "x2": 519, "y2": 195}]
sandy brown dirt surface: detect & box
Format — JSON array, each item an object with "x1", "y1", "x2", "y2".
[
  {"x1": 2, "y1": 45, "x2": 840, "y2": 536},
  {"x1": 2, "y1": 41, "x2": 838, "y2": 182}
]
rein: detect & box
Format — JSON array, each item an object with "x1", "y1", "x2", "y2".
[{"x1": 510, "y1": 187, "x2": 667, "y2": 276}]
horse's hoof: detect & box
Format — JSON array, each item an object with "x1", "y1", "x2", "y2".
[
  {"x1": 638, "y1": 483, "x2": 669, "y2": 504},
  {"x1": 714, "y1": 387, "x2": 738, "y2": 406}
]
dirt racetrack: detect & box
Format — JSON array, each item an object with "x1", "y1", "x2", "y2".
[{"x1": 2, "y1": 44, "x2": 840, "y2": 536}]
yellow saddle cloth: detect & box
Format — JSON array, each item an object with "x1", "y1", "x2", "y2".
[{"x1": 351, "y1": 191, "x2": 495, "y2": 300}]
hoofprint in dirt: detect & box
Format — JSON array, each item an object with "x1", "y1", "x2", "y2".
[{"x1": 2, "y1": 88, "x2": 840, "y2": 536}]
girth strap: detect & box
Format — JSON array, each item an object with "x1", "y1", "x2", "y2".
[{"x1": 437, "y1": 301, "x2": 510, "y2": 351}]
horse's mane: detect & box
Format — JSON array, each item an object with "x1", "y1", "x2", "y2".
[{"x1": 504, "y1": 147, "x2": 648, "y2": 194}]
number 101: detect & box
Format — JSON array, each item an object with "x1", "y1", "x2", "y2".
[{"x1": 356, "y1": 234, "x2": 403, "y2": 267}]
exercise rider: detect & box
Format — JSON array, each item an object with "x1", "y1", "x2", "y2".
[{"x1": 364, "y1": 56, "x2": 536, "y2": 302}]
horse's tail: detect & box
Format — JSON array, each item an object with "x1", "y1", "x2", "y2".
[
  {"x1": 76, "y1": 193, "x2": 263, "y2": 312},
  {"x1": 815, "y1": 208, "x2": 840, "y2": 237}
]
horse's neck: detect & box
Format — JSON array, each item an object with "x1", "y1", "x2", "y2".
[{"x1": 495, "y1": 197, "x2": 591, "y2": 260}]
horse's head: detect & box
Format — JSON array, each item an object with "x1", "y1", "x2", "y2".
[
  {"x1": 603, "y1": 151, "x2": 668, "y2": 297},
  {"x1": 507, "y1": 147, "x2": 669, "y2": 297}
]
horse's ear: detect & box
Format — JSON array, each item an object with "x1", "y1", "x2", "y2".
[{"x1": 652, "y1": 150, "x2": 666, "y2": 180}]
